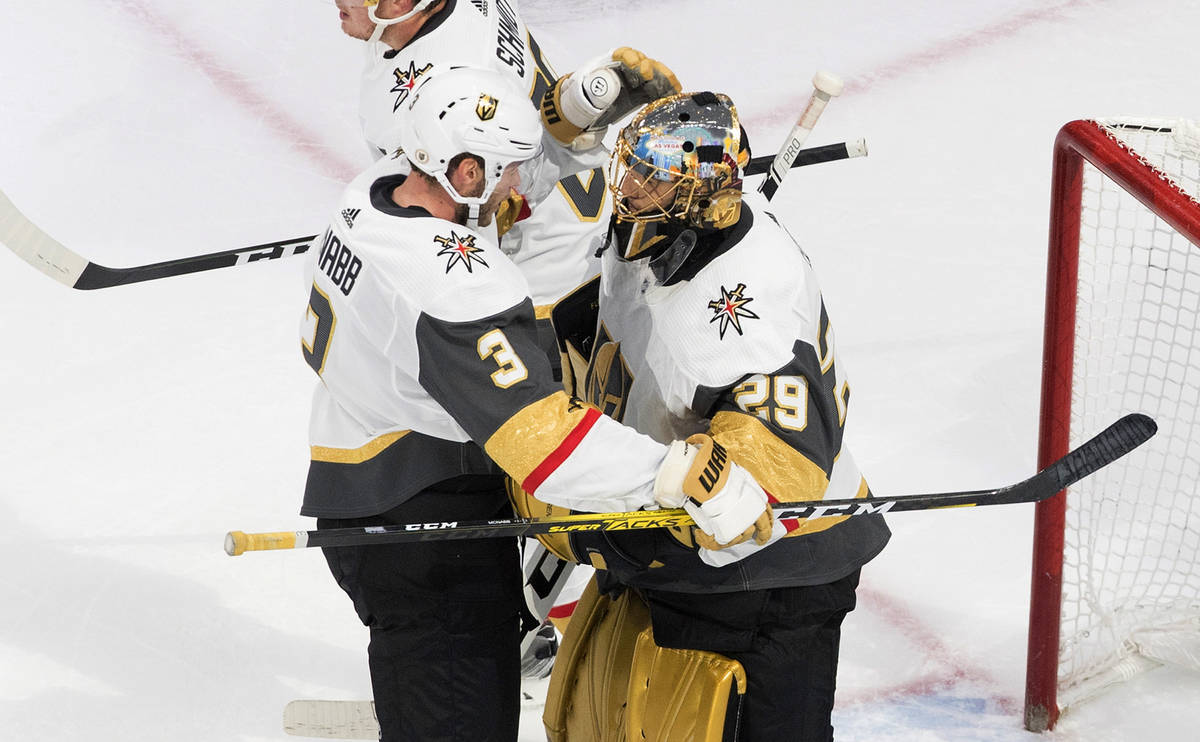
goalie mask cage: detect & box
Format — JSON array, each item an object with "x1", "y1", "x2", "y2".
[{"x1": 1024, "y1": 118, "x2": 1200, "y2": 732}]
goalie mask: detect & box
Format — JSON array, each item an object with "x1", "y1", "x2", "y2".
[
  {"x1": 609, "y1": 91, "x2": 749, "y2": 252},
  {"x1": 398, "y1": 66, "x2": 543, "y2": 214}
]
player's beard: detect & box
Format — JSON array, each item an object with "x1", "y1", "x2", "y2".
[{"x1": 452, "y1": 179, "x2": 491, "y2": 227}]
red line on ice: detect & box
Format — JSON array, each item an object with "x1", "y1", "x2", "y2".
[
  {"x1": 116, "y1": 0, "x2": 359, "y2": 183},
  {"x1": 841, "y1": 587, "x2": 1019, "y2": 713},
  {"x1": 746, "y1": 0, "x2": 1091, "y2": 130}
]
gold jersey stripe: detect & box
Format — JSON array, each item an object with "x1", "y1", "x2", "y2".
[
  {"x1": 310, "y1": 430, "x2": 410, "y2": 464},
  {"x1": 708, "y1": 410, "x2": 857, "y2": 537},
  {"x1": 486, "y1": 392, "x2": 595, "y2": 484},
  {"x1": 534, "y1": 302, "x2": 554, "y2": 320}
]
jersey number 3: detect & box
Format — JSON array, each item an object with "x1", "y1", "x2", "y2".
[
  {"x1": 303, "y1": 284, "x2": 336, "y2": 375},
  {"x1": 478, "y1": 329, "x2": 529, "y2": 388}
]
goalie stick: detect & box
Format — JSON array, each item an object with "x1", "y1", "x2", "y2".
[
  {"x1": 0, "y1": 140, "x2": 864, "y2": 290},
  {"x1": 226, "y1": 413, "x2": 1156, "y2": 556}
]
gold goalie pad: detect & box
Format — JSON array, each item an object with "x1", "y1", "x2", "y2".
[
  {"x1": 626, "y1": 628, "x2": 746, "y2": 742},
  {"x1": 544, "y1": 576, "x2": 650, "y2": 742},
  {"x1": 506, "y1": 476, "x2": 578, "y2": 563},
  {"x1": 544, "y1": 576, "x2": 746, "y2": 742}
]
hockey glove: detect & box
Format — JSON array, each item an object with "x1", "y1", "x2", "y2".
[
  {"x1": 540, "y1": 47, "x2": 682, "y2": 146},
  {"x1": 654, "y1": 434, "x2": 774, "y2": 550},
  {"x1": 493, "y1": 189, "x2": 530, "y2": 238}
]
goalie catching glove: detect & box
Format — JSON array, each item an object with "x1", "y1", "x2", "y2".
[
  {"x1": 654, "y1": 434, "x2": 774, "y2": 550},
  {"x1": 541, "y1": 46, "x2": 682, "y2": 147}
]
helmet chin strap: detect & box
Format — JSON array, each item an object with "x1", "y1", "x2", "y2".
[
  {"x1": 466, "y1": 204, "x2": 483, "y2": 231},
  {"x1": 366, "y1": 0, "x2": 437, "y2": 44},
  {"x1": 429, "y1": 169, "x2": 491, "y2": 231}
]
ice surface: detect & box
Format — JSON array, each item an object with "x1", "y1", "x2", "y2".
[{"x1": 1, "y1": 1, "x2": 1198, "y2": 739}]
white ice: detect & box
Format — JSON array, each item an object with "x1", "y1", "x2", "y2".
[{"x1": 1, "y1": 1, "x2": 1198, "y2": 740}]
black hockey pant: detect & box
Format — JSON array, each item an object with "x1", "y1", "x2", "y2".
[{"x1": 318, "y1": 477, "x2": 523, "y2": 742}]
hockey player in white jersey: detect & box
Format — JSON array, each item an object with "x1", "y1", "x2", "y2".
[
  {"x1": 332, "y1": 0, "x2": 681, "y2": 672},
  {"x1": 299, "y1": 68, "x2": 778, "y2": 742},
  {"x1": 333, "y1": 0, "x2": 679, "y2": 306},
  {"x1": 539, "y1": 93, "x2": 892, "y2": 741}
]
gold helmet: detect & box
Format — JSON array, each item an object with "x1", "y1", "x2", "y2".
[{"x1": 609, "y1": 91, "x2": 750, "y2": 233}]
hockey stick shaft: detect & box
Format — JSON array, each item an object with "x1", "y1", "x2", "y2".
[
  {"x1": 743, "y1": 139, "x2": 866, "y2": 178},
  {"x1": 758, "y1": 71, "x2": 844, "y2": 201},
  {"x1": 1, "y1": 139, "x2": 863, "y2": 290},
  {"x1": 225, "y1": 413, "x2": 1155, "y2": 555}
]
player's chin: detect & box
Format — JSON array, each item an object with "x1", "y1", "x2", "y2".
[{"x1": 340, "y1": 22, "x2": 371, "y2": 40}]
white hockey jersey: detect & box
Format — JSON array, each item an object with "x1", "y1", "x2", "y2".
[
  {"x1": 356, "y1": 0, "x2": 609, "y2": 306},
  {"x1": 299, "y1": 155, "x2": 661, "y2": 519},
  {"x1": 565, "y1": 194, "x2": 891, "y2": 590}
]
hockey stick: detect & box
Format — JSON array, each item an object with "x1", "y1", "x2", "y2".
[
  {"x1": 0, "y1": 187, "x2": 315, "y2": 290},
  {"x1": 0, "y1": 139, "x2": 864, "y2": 290},
  {"x1": 758, "y1": 70, "x2": 844, "y2": 201},
  {"x1": 744, "y1": 138, "x2": 866, "y2": 178},
  {"x1": 225, "y1": 413, "x2": 1156, "y2": 556}
]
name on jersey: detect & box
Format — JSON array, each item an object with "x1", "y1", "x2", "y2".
[
  {"x1": 317, "y1": 229, "x2": 362, "y2": 296},
  {"x1": 494, "y1": 0, "x2": 525, "y2": 75}
]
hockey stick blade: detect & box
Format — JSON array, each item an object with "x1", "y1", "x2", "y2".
[
  {"x1": 283, "y1": 686, "x2": 547, "y2": 740},
  {"x1": 284, "y1": 700, "x2": 379, "y2": 740},
  {"x1": 0, "y1": 186, "x2": 315, "y2": 289},
  {"x1": 226, "y1": 414, "x2": 1155, "y2": 555}
]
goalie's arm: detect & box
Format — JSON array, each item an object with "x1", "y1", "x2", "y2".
[{"x1": 693, "y1": 326, "x2": 863, "y2": 538}]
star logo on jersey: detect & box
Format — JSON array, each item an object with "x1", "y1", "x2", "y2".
[
  {"x1": 707, "y1": 283, "x2": 760, "y2": 339},
  {"x1": 434, "y1": 231, "x2": 490, "y2": 273},
  {"x1": 391, "y1": 61, "x2": 433, "y2": 112}
]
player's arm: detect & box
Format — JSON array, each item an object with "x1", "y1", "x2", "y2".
[
  {"x1": 412, "y1": 297, "x2": 773, "y2": 546},
  {"x1": 413, "y1": 295, "x2": 659, "y2": 513},
  {"x1": 697, "y1": 311, "x2": 864, "y2": 538},
  {"x1": 540, "y1": 47, "x2": 682, "y2": 149}
]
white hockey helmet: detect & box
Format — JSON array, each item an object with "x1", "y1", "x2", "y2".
[
  {"x1": 398, "y1": 66, "x2": 543, "y2": 208},
  {"x1": 363, "y1": 1, "x2": 440, "y2": 42}
]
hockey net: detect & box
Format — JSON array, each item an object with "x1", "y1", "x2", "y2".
[{"x1": 1024, "y1": 118, "x2": 1200, "y2": 732}]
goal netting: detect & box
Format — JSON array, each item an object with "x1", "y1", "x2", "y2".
[{"x1": 1024, "y1": 118, "x2": 1200, "y2": 732}]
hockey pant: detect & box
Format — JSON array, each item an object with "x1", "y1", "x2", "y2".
[{"x1": 318, "y1": 475, "x2": 524, "y2": 742}]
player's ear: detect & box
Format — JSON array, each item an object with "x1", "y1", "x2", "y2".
[{"x1": 448, "y1": 155, "x2": 485, "y2": 196}]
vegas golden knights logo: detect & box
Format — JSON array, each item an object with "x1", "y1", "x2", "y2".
[
  {"x1": 476, "y1": 93, "x2": 499, "y2": 121},
  {"x1": 583, "y1": 325, "x2": 634, "y2": 422}
]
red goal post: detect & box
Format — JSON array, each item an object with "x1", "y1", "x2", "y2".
[{"x1": 1025, "y1": 119, "x2": 1200, "y2": 731}]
